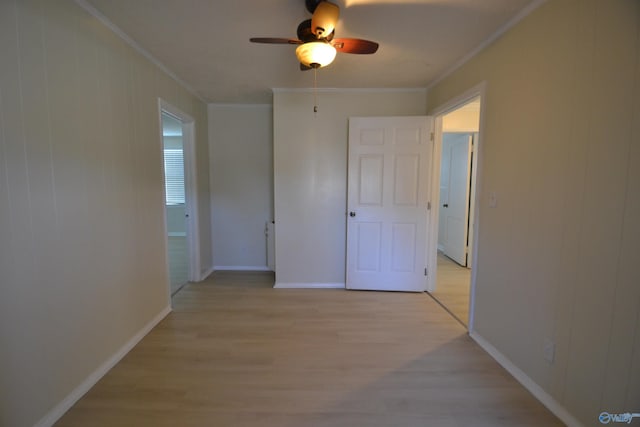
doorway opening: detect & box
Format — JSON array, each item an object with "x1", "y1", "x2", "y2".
[
  {"x1": 159, "y1": 100, "x2": 200, "y2": 299},
  {"x1": 427, "y1": 88, "x2": 483, "y2": 329}
]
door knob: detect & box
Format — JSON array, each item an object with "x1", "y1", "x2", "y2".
[{"x1": 349, "y1": 211, "x2": 356, "y2": 217}]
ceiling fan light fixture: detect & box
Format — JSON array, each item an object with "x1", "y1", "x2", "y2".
[{"x1": 295, "y1": 42, "x2": 337, "y2": 68}]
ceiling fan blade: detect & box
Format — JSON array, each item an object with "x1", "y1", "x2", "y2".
[
  {"x1": 311, "y1": 1, "x2": 340, "y2": 39},
  {"x1": 332, "y1": 38, "x2": 379, "y2": 54},
  {"x1": 250, "y1": 38, "x2": 302, "y2": 45}
]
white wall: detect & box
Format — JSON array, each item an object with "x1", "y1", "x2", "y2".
[
  {"x1": 273, "y1": 89, "x2": 427, "y2": 287},
  {"x1": 428, "y1": 0, "x2": 640, "y2": 425},
  {"x1": 0, "y1": 1, "x2": 210, "y2": 426},
  {"x1": 209, "y1": 104, "x2": 273, "y2": 270}
]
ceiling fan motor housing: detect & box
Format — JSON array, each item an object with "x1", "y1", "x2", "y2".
[
  {"x1": 305, "y1": 0, "x2": 323, "y2": 14},
  {"x1": 298, "y1": 19, "x2": 334, "y2": 43},
  {"x1": 297, "y1": 19, "x2": 316, "y2": 42}
]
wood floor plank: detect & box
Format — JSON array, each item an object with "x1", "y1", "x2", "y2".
[
  {"x1": 431, "y1": 252, "x2": 472, "y2": 325},
  {"x1": 54, "y1": 271, "x2": 562, "y2": 427}
]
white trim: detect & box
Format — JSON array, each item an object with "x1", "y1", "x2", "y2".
[
  {"x1": 208, "y1": 103, "x2": 272, "y2": 108},
  {"x1": 34, "y1": 306, "x2": 172, "y2": 427},
  {"x1": 73, "y1": 0, "x2": 206, "y2": 103},
  {"x1": 425, "y1": 115, "x2": 443, "y2": 294},
  {"x1": 183, "y1": 122, "x2": 201, "y2": 283},
  {"x1": 427, "y1": 82, "x2": 487, "y2": 333},
  {"x1": 470, "y1": 331, "x2": 585, "y2": 427},
  {"x1": 274, "y1": 282, "x2": 345, "y2": 289},
  {"x1": 430, "y1": 83, "x2": 488, "y2": 117},
  {"x1": 200, "y1": 265, "x2": 215, "y2": 281},
  {"x1": 426, "y1": 0, "x2": 548, "y2": 90},
  {"x1": 167, "y1": 231, "x2": 187, "y2": 237},
  {"x1": 213, "y1": 266, "x2": 272, "y2": 272},
  {"x1": 272, "y1": 87, "x2": 427, "y2": 95},
  {"x1": 158, "y1": 101, "x2": 196, "y2": 128}
]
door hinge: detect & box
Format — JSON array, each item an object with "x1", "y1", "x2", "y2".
[
  {"x1": 430, "y1": 132, "x2": 434, "y2": 142},
  {"x1": 424, "y1": 268, "x2": 428, "y2": 277},
  {"x1": 427, "y1": 201, "x2": 431, "y2": 211}
]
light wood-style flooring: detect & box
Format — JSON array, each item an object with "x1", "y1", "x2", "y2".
[
  {"x1": 55, "y1": 271, "x2": 562, "y2": 427},
  {"x1": 431, "y1": 252, "x2": 472, "y2": 326}
]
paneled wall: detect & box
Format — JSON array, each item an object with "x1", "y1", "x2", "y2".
[
  {"x1": 0, "y1": 1, "x2": 210, "y2": 426},
  {"x1": 428, "y1": 1, "x2": 640, "y2": 425}
]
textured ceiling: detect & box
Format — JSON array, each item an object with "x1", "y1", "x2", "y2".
[{"x1": 82, "y1": 0, "x2": 539, "y2": 104}]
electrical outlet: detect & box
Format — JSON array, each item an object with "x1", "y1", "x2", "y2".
[{"x1": 543, "y1": 338, "x2": 555, "y2": 363}]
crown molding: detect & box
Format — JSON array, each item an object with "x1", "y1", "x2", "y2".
[
  {"x1": 272, "y1": 87, "x2": 427, "y2": 94},
  {"x1": 427, "y1": 0, "x2": 548, "y2": 90},
  {"x1": 74, "y1": 0, "x2": 206, "y2": 104}
]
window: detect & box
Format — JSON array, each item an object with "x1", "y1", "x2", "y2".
[{"x1": 163, "y1": 148, "x2": 185, "y2": 205}]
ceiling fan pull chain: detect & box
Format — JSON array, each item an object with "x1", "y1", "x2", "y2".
[{"x1": 313, "y1": 67, "x2": 318, "y2": 114}]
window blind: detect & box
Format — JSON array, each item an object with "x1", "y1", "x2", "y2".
[{"x1": 163, "y1": 149, "x2": 185, "y2": 205}]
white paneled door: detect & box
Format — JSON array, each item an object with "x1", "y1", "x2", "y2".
[
  {"x1": 346, "y1": 117, "x2": 433, "y2": 292},
  {"x1": 439, "y1": 133, "x2": 472, "y2": 266}
]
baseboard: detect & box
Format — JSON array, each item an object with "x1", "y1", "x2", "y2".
[
  {"x1": 469, "y1": 331, "x2": 585, "y2": 427},
  {"x1": 213, "y1": 265, "x2": 271, "y2": 272},
  {"x1": 274, "y1": 282, "x2": 345, "y2": 289},
  {"x1": 34, "y1": 305, "x2": 172, "y2": 427}
]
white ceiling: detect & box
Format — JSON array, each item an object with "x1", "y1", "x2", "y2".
[{"x1": 82, "y1": 0, "x2": 539, "y2": 104}]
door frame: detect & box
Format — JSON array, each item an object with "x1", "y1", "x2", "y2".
[
  {"x1": 426, "y1": 82, "x2": 486, "y2": 332},
  {"x1": 158, "y1": 99, "x2": 201, "y2": 297}
]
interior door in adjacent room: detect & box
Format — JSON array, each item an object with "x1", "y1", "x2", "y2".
[
  {"x1": 346, "y1": 116, "x2": 433, "y2": 292},
  {"x1": 438, "y1": 133, "x2": 472, "y2": 266}
]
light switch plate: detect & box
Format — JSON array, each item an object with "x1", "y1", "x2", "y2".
[
  {"x1": 543, "y1": 338, "x2": 555, "y2": 363},
  {"x1": 488, "y1": 191, "x2": 498, "y2": 208}
]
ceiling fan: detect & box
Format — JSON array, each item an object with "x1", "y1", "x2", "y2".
[{"x1": 250, "y1": 0, "x2": 379, "y2": 70}]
